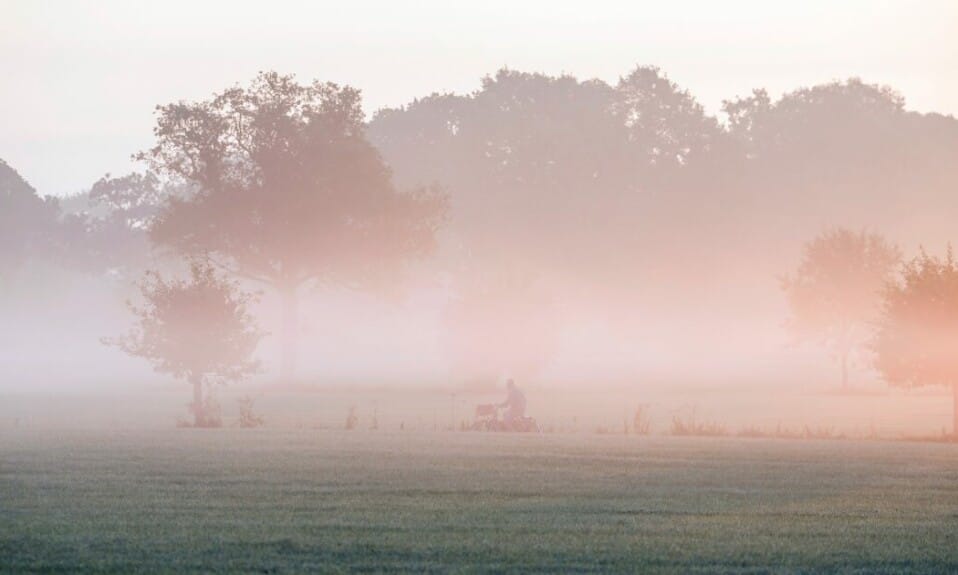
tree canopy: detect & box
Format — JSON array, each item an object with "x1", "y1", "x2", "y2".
[
  {"x1": 782, "y1": 228, "x2": 900, "y2": 387},
  {"x1": 140, "y1": 72, "x2": 448, "y2": 379},
  {"x1": 874, "y1": 248, "x2": 958, "y2": 434},
  {"x1": 108, "y1": 260, "x2": 262, "y2": 426},
  {"x1": 0, "y1": 158, "x2": 60, "y2": 278}
]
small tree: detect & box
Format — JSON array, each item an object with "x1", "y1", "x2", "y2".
[
  {"x1": 782, "y1": 228, "x2": 900, "y2": 388},
  {"x1": 874, "y1": 248, "x2": 958, "y2": 436},
  {"x1": 107, "y1": 260, "x2": 263, "y2": 427}
]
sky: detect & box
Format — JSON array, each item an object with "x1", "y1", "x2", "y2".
[{"x1": 2, "y1": 0, "x2": 956, "y2": 197}]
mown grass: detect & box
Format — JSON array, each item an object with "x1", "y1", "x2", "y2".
[{"x1": 2, "y1": 430, "x2": 957, "y2": 573}]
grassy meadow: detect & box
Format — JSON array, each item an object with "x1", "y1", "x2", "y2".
[{"x1": 3, "y1": 429, "x2": 957, "y2": 573}]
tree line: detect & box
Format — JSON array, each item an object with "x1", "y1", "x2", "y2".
[{"x1": 2, "y1": 66, "x2": 958, "y2": 431}]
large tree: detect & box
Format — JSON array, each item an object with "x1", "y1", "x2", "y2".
[
  {"x1": 108, "y1": 260, "x2": 262, "y2": 427},
  {"x1": 782, "y1": 228, "x2": 900, "y2": 388},
  {"x1": 140, "y1": 72, "x2": 447, "y2": 380},
  {"x1": 874, "y1": 248, "x2": 958, "y2": 436},
  {"x1": 369, "y1": 67, "x2": 730, "y2": 310},
  {"x1": 722, "y1": 78, "x2": 958, "y2": 246}
]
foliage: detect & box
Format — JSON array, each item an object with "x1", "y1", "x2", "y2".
[
  {"x1": 140, "y1": 71, "x2": 447, "y2": 289},
  {"x1": 782, "y1": 228, "x2": 900, "y2": 386},
  {"x1": 0, "y1": 158, "x2": 60, "y2": 277},
  {"x1": 109, "y1": 260, "x2": 262, "y2": 383},
  {"x1": 89, "y1": 171, "x2": 169, "y2": 230},
  {"x1": 874, "y1": 248, "x2": 958, "y2": 389},
  {"x1": 106, "y1": 260, "x2": 262, "y2": 425},
  {"x1": 60, "y1": 171, "x2": 180, "y2": 275},
  {"x1": 138, "y1": 71, "x2": 447, "y2": 378},
  {"x1": 724, "y1": 79, "x2": 905, "y2": 161},
  {"x1": 613, "y1": 66, "x2": 723, "y2": 172}
]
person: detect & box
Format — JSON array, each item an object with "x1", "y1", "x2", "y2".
[{"x1": 498, "y1": 379, "x2": 526, "y2": 424}]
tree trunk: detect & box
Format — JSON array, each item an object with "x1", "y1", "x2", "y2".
[
  {"x1": 280, "y1": 285, "x2": 300, "y2": 383},
  {"x1": 191, "y1": 375, "x2": 204, "y2": 427},
  {"x1": 840, "y1": 350, "x2": 849, "y2": 390},
  {"x1": 952, "y1": 382, "x2": 958, "y2": 439}
]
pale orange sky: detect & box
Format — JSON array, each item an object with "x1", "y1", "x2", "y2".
[{"x1": 2, "y1": 0, "x2": 956, "y2": 196}]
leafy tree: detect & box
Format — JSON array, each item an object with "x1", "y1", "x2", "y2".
[
  {"x1": 369, "y1": 66, "x2": 734, "y2": 316},
  {"x1": 782, "y1": 228, "x2": 900, "y2": 388},
  {"x1": 58, "y1": 172, "x2": 176, "y2": 275},
  {"x1": 724, "y1": 79, "x2": 906, "y2": 165},
  {"x1": 613, "y1": 66, "x2": 725, "y2": 182},
  {"x1": 0, "y1": 158, "x2": 60, "y2": 280},
  {"x1": 88, "y1": 171, "x2": 170, "y2": 230},
  {"x1": 107, "y1": 260, "x2": 262, "y2": 427},
  {"x1": 139, "y1": 72, "x2": 447, "y2": 380},
  {"x1": 719, "y1": 78, "x2": 956, "y2": 238},
  {"x1": 874, "y1": 248, "x2": 958, "y2": 436}
]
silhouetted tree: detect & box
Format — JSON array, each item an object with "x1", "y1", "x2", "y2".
[
  {"x1": 721, "y1": 78, "x2": 958, "y2": 240},
  {"x1": 107, "y1": 260, "x2": 262, "y2": 427},
  {"x1": 613, "y1": 66, "x2": 725, "y2": 186},
  {"x1": 874, "y1": 248, "x2": 958, "y2": 436},
  {"x1": 139, "y1": 72, "x2": 447, "y2": 380},
  {"x1": 782, "y1": 228, "x2": 900, "y2": 388},
  {"x1": 89, "y1": 171, "x2": 169, "y2": 230},
  {"x1": 0, "y1": 158, "x2": 60, "y2": 280},
  {"x1": 59, "y1": 172, "x2": 176, "y2": 274},
  {"x1": 370, "y1": 67, "x2": 739, "y2": 318}
]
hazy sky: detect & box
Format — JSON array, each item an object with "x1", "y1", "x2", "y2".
[{"x1": 2, "y1": 0, "x2": 956, "y2": 197}]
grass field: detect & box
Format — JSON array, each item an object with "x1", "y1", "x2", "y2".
[{"x1": 2, "y1": 430, "x2": 958, "y2": 573}]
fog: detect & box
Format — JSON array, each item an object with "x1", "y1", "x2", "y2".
[{"x1": 3, "y1": 3, "x2": 958, "y2": 437}]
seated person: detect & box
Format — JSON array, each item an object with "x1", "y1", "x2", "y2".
[{"x1": 498, "y1": 379, "x2": 526, "y2": 423}]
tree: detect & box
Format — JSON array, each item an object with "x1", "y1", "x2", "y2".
[
  {"x1": 58, "y1": 171, "x2": 176, "y2": 275},
  {"x1": 139, "y1": 72, "x2": 447, "y2": 381},
  {"x1": 0, "y1": 158, "x2": 60, "y2": 280},
  {"x1": 369, "y1": 67, "x2": 736, "y2": 316},
  {"x1": 107, "y1": 260, "x2": 263, "y2": 427},
  {"x1": 613, "y1": 65, "x2": 725, "y2": 186},
  {"x1": 874, "y1": 248, "x2": 958, "y2": 436},
  {"x1": 88, "y1": 171, "x2": 170, "y2": 230},
  {"x1": 782, "y1": 228, "x2": 900, "y2": 388},
  {"x1": 719, "y1": 78, "x2": 958, "y2": 240}
]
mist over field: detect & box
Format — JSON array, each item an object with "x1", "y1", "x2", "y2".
[
  {"x1": 4, "y1": 61, "x2": 958, "y2": 434},
  {"x1": 3, "y1": 2, "x2": 958, "y2": 572}
]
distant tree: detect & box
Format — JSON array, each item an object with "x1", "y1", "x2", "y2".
[
  {"x1": 107, "y1": 260, "x2": 263, "y2": 427},
  {"x1": 782, "y1": 228, "x2": 900, "y2": 388},
  {"x1": 139, "y1": 72, "x2": 447, "y2": 381},
  {"x1": 720, "y1": 78, "x2": 934, "y2": 232},
  {"x1": 59, "y1": 172, "x2": 176, "y2": 275},
  {"x1": 613, "y1": 66, "x2": 725, "y2": 181},
  {"x1": 0, "y1": 158, "x2": 60, "y2": 280},
  {"x1": 874, "y1": 248, "x2": 958, "y2": 436},
  {"x1": 88, "y1": 171, "x2": 170, "y2": 230},
  {"x1": 724, "y1": 79, "x2": 905, "y2": 165},
  {"x1": 369, "y1": 67, "x2": 735, "y2": 316}
]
